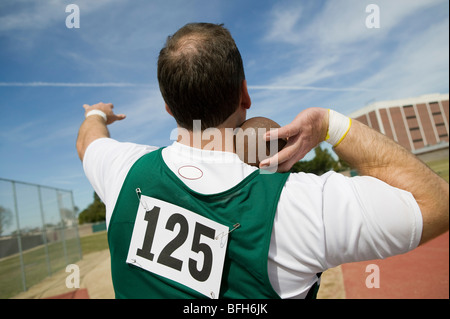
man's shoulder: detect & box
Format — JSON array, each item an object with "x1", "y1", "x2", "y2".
[
  {"x1": 284, "y1": 170, "x2": 334, "y2": 188},
  {"x1": 83, "y1": 138, "x2": 161, "y2": 224},
  {"x1": 85, "y1": 138, "x2": 159, "y2": 163},
  {"x1": 83, "y1": 138, "x2": 160, "y2": 182}
]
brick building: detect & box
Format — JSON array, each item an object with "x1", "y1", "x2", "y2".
[{"x1": 349, "y1": 93, "x2": 449, "y2": 154}]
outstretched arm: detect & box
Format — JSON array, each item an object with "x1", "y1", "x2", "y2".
[
  {"x1": 76, "y1": 102, "x2": 126, "y2": 161},
  {"x1": 263, "y1": 107, "x2": 449, "y2": 245}
]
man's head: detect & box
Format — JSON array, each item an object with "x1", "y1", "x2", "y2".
[{"x1": 158, "y1": 23, "x2": 248, "y2": 130}]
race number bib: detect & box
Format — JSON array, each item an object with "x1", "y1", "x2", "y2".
[{"x1": 126, "y1": 195, "x2": 229, "y2": 299}]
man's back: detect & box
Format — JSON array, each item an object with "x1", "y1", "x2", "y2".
[
  {"x1": 83, "y1": 139, "x2": 422, "y2": 298},
  {"x1": 108, "y1": 147, "x2": 291, "y2": 298}
]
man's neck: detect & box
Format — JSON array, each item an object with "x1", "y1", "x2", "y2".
[{"x1": 176, "y1": 126, "x2": 236, "y2": 153}]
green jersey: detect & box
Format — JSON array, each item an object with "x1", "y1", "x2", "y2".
[{"x1": 108, "y1": 148, "x2": 292, "y2": 298}]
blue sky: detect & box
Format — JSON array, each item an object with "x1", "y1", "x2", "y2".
[{"x1": 0, "y1": 0, "x2": 449, "y2": 213}]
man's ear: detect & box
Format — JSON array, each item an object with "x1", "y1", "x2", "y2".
[
  {"x1": 165, "y1": 104, "x2": 173, "y2": 116},
  {"x1": 240, "y1": 80, "x2": 251, "y2": 110}
]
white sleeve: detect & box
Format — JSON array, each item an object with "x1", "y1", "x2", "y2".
[
  {"x1": 82, "y1": 138, "x2": 158, "y2": 226},
  {"x1": 322, "y1": 173, "x2": 423, "y2": 268},
  {"x1": 269, "y1": 171, "x2": 423, "y2": 298},
  {"x1": 269, "y1": 172, "x2": 330, "y2": 298}
]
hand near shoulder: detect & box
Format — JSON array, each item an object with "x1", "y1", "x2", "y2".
[
  {"x1": 261, "y1": 107, "x2": 329, "y2": 172},
  {"x1": 263, "y1": 105, "x2": 448, "y2": 245}
]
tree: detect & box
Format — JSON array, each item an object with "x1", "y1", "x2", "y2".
[
  {"x1": 291, "y1": 145, "x2": 350, "y2": 175},
  {"x1": 78, "y1": 192, "x2": 106, "y2": 224}
]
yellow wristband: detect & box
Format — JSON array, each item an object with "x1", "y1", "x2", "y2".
[{"x1": 325, "y1": 109, "x2": 352, "y2": 147}]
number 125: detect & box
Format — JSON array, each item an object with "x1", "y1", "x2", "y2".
[{"x1": 136, "y1": 206, "x2": 215, "y2": 282}]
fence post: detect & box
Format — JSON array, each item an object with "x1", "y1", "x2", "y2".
[
  {"x1": 70, "y1": 190, "x2": 83, "y2": 260},
  {"x1": 56, "y1": 191, "x2": 68, "y2": 265},
  {"x1": 11, "y1": 181, "x2": 27, "y2": 292},
  {"x1": 37, "y1": 186, "x2": 52, "y2": 277}
]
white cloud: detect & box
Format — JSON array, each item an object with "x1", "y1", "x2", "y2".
[
  {"x1": 0, "y1": 0, "x2": 115, "y2": 32},
  {"x1": 107, "y1": 88, "x2": 176, "y2": 146},
  {"x1": 249, "y1": 85, "x2": 373, "y2": 93},
  {"x1": 265, "y1": 0, "x2": 445, "y2": 47},
  {"x1": 265, "y1": 4, "x2": 303, "y2": 44},
  {"x1": 0, "y1": 120, "x2": 43, "y2": 145},
  {"x1": 256, "y1": 0, "x2": 449, "y2": 117},
  {"x1": 0, "y1": 82, "x2": 148, "y2": 87},
  {"x1": 354, "y1": 18, "x2": 449, "y2": 103}
]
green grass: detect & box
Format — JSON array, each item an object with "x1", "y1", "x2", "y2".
[
  {"x1": 0, "y1": 237, "x2": 82, "y2": 299},
  {"x1": 0, "y1": 231, "x2": 108, "y2": 299},
  {"x1": 80, "y1": 231, "x2": 109, "y2": 255},
  {"x1": 426, "y1": 158, "x2": 449, "y2": 182}
]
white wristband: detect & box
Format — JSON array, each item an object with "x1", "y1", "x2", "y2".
[
  {"x1": 325, "y1": 109, "x2": 352, "y2": 147},
  {"x1": 85, "y1": 109, "x2": 107, "y2": 122}
]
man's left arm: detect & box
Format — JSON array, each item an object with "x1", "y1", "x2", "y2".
[{"x1": 76, "y1": 102, "x2": 126, "y2": 161}]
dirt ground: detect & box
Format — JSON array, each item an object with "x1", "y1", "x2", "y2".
[
  {"x1": 12, "y1": 249, "x2": 115, "y2": 299},
  {"x1": 13, "y1": 232, "x2": 448, "y2": 299},
  {"x1": 12, "y1": 248, "x2": 345, "y2": 299}
]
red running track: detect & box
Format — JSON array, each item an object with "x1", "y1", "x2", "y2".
[
  {"x1": 45, "y1": 288, "x2": 90, "y2": 299},
  {"x1": 341, "y1": 231, "x2": 449, "y2": 299}
]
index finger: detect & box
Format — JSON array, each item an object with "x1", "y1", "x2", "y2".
[
  {"x1": 264, "y1": 123, "x2": 297, "y2": 141},
  {"x1": 260, "y1": 142, "x2": 296, "y2": 171}
]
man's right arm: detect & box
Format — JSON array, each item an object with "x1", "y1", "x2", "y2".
[{"x1": 263, "y1": 108, "x2": 449, "y2": 245}]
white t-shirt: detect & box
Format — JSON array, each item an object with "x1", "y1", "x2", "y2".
[{"x1": 83, "y1": 138, "x2": 423, "y2": 299}]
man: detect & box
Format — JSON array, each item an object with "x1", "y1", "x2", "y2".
[{"x1": 77, "y1": 23, "x2": 449, "y2": 299}]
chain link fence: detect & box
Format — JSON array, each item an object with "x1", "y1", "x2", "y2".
[{"x1": 0, "y1": 178, "x2": 82, "y2": 299}]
